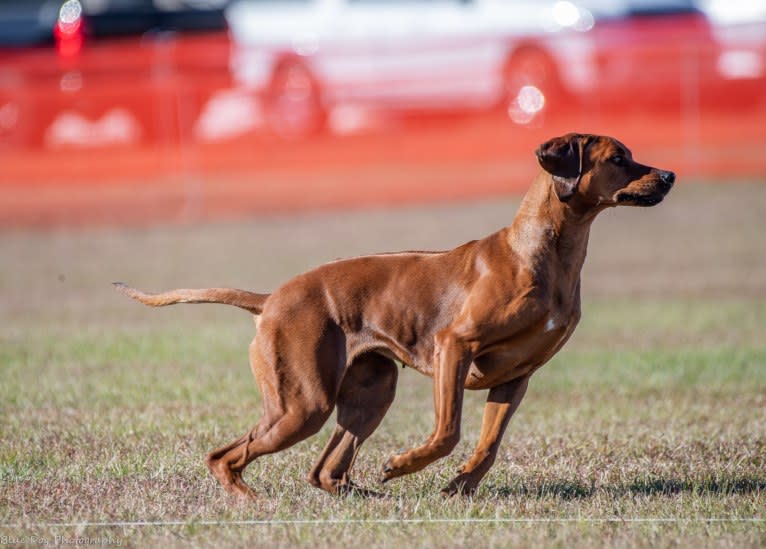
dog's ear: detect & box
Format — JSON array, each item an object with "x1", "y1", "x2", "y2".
[{"x1": 536, "y1": 134, "x2": 587, "y2": 202}]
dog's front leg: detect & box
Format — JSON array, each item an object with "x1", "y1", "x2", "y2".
[
  {"x1": 380, "y1": 332, "x2": 474, "y2": 483},
  {"x1": 440, "y1": 375, "x2": 530, "y2": 496}
]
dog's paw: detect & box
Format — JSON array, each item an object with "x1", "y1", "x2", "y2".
[
  {"x1": 206, "y1": 457, "x2": 258, "y2": 502},
  {"x1": 440, "y1": 474, "x2": 477, "y2": 498},
  {"x1": 379, "y1": 455, "x2": 407, "y2": 484}
]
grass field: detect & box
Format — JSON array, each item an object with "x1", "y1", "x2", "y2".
[{"x1": 1, "y1": 181, "x2": 765, "y2": 547}]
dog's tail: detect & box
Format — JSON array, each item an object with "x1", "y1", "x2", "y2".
[{"x1": 113, "y1": 282, "x2": 269, "y2": 315}]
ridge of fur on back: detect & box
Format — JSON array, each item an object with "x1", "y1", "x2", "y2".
[{"x1": 112, "y1": 282, "x2": 268, "y2": 314}]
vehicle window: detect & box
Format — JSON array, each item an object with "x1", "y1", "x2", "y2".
[
  {"x1": 232, "y1": 0, "x2": 311, "y2": 3},
  {"x1": 0, "y1": 0, "x2": 57, "y2": 47},
  {"x1": 625, "y1": 0, "x2": 699, "y2": 16},
  {"x1": 348, "y1": 0, "x2": 471, "y2": 4}
]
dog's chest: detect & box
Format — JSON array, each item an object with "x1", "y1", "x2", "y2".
[{"x1": 466, "y1": 305, "x2": 580, "y2": 390}]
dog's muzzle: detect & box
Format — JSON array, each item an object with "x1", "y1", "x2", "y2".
[{"x1": 617, "y1": 170, "x2": 675, "y2": 206}]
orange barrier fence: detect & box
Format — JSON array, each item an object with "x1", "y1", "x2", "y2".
[{"x1": 1, "y1": 29, "x2": 764, "y2": 227}]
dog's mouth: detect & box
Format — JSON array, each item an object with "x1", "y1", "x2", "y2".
[
  {"x1": 616, "y1": 191, "x2": 666, "y2": 207},
  {"x1": 616, "y1": 178, "x2": 673, "y2": 207}
]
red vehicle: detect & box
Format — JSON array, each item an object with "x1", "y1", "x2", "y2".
[
  {"x1": 0, "y1": 0, "x2": 233, "y2": 150},
  {"x1": 0, "y1": 1, "x2": 763, "y2": 151},
  {"x1": 560, "y1": 2, "x2": 766, "y2": 112}
]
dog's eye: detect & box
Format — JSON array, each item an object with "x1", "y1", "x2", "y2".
[{"x1": 611, "y1": 155, "x2": 625, "y2": 165}]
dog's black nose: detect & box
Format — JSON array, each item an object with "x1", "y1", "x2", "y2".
[{"x1": 660, "y1": 171, "x2": 675, "y2": 185}]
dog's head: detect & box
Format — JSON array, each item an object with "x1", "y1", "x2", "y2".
[{"x1": 536, "y1": 133, "x2": 675, "y2": 209}]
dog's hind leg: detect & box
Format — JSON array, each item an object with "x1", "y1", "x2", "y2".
[
  {"x1": 307, "y1": 353, "x2": 398, "y2": 496},
  {"x1": 205, "y1": 401, "x2": 334, "y2": 500},
  {"x1": 206, "y1": 325, "x2": 340, "y2": 500}
]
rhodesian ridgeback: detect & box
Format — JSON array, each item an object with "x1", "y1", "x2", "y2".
[{"x1": 114, "y1": 133, "x2": 674, "y2": 499}]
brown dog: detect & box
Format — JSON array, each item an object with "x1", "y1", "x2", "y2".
[{"x1": 115, "y1": 133, "x2": 674, "y2": 499}]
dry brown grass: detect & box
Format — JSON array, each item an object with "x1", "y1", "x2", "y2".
[{"x1": 1, "y1": 181, "x2": 765, "y2": 547}]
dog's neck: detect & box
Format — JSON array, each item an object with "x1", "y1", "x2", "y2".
[{"x1": 507, "y1": 172, "x2": 598, "y2": 278}]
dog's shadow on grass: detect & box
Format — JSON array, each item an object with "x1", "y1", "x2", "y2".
[{"x1": 484, "y1": 476, "x2": 766, "y2": 500}]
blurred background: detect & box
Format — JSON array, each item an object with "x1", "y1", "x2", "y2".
[
  {"x1": 3, "y1": 2, "x2": 766, "y2": 538},
  {"x1": 0, "y1": 0, "x2": 764, "y2": 226}
]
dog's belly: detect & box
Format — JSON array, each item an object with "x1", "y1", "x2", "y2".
[
  {"x1": 359, "y1": 309, "x2": 581, "y2": 390},
  {"x1": 368, "y1": 316, "x2": 578, "y2": 390}
]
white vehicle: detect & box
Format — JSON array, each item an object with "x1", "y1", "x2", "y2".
[{"x1": 226, "y1": 0, "x2": 594, "y2": 135}]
